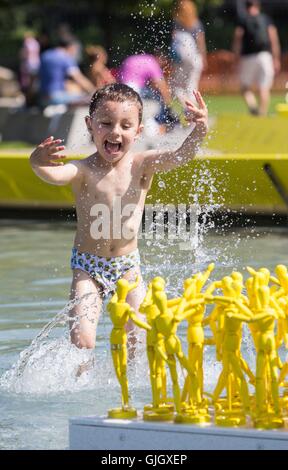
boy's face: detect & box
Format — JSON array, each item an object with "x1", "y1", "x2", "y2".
[{"x1": 86, "y1": 100, "x2": 143, "y2": 164}]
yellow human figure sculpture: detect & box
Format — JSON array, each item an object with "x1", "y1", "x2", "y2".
[
  {"x1": 208, "y1": 284, "x2": 254, "y2": 426},
  {"x1": 192, "y1": 263, "x2": 215, "y2": 294},
  {"x1": 275, "y1": 264, "x2": 288, "y2": 294},
  {"x1": 274, "y1": 265, "x2": 288, "y2": 348},
  {"x1": 227, "y1": 277, "x2": 255, "y2": 386},
  {"x1": 246, "y1": 270, "x2": 283, "y2": 371},
  {"x1": 238, "y1": 285, "x2": 284, "y2": 428},
  {"x1": 178, "y1": 277, "x2": 213, "y2": 418},
  {"x1": 278, "y1": 297, "x2": 288, "y2": 389},
  {"x1": 269, "y1": 265, "x2": 288, "y2": 390},
  {"x1": 207, "y1": 277, "x2": 254, "y2": 394},
  {"x1": 139, "y1": 277, "x2": 173, "y2": 421},
  {"x1": 208, "y1": 277, "x2": 249, "y2": 366},
  {"x1": 167, "y1": 265, "x2": 214, "y2": 420},
  {"x1": 107, "y1": 277, "x2": 151, "y2": 419},
  {"x1": 153, "y1": 290, "x2": 205, "y2": 421},
  {"x1": 247, "y1": 266, "x2": 280, "y2": 288},
  {"x1": 167, "y1": 264, "x2": 215, "y2": 310}
]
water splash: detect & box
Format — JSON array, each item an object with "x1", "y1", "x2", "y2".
[
  {"x1": 0, "y1": 293, "x2": 101, "y2": 394},
  {"x1": 0, "y1": 292, "x2": 151, "y2": 401}
]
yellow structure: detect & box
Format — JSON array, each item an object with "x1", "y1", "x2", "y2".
[
  {"x1": 139, "y1": 277, "x2": 174, "y2": 421},
  {"x1": 107, "y1": 277, "x2": 151, "y2": 419},
  {"x1": 208, "y1": 283, "x2": 253, "y2": 426},
  {"x1": 153, "y1": 289, "x2": 205, "y2": 421},
  {"x1": 105, "y1": 264, "x2": 288, "y2": 429},
  {"x1": 1, "y1": 151, "x2": 288, "y2": 214},
  {"x1": 275, "y1": 104, "x2": 288, "y2": 118},
  {"x1": 178, "y1": 264, "x2": 215, "y2": 424}
]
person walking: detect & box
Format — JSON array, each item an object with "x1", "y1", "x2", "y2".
[{"x1": 233, "y1": 0, "x2": 281, "y2": 116}]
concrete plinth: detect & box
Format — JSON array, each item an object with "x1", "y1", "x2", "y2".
[{"x1": 69, "y1": 416, "x2": 288, "y2": 450}]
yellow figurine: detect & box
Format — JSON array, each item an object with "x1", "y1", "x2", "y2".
[
  {"x1": 139, "y1": 277, "x2": 174, "y2": 421},
  {"x1": 275, "y1": 267, "x2": 288, "y2": 387},
  {"x1": 162, "y1": 264, "x2": 214, "y2": 423},
  {"x1": 275, "y1": 264, "x2": 288, "y2": 293},
  {"x1": 237, "y1": 284, "x2": 284, "y2": 428},
  {"x1": 277, "y1": 297, "x2": 288, "y2": 389},
  {"x1": 207, "y1": 279, "x2": 254, "y2": 426},
  {"x1": 107, "y1": 277, "x2": 151, "y2": 419},
  {"x1": 178, "y1": 279, "x2": 214, "y2": 423},
  {"x1": 247, "y1": 266, "x2": 280, "y2": 288},
  {"x1": 208, "y1": 276, "x2": 254, "y2": 387},
  {"x1": 246, "y1": 269, "x2": 283, "y2": 366},
  {"x1": 274, "y1": 265, "x2": 288, "y2": 349},
  {"x1": 153, "y1": 290, "x2": 205, "y2": 421},
  {"x1": 193, "y1": 263, "x2": 215, "y2": 294}
]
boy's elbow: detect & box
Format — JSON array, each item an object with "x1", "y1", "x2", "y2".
[
  {"x1": 34, "y1": 170, "x2": 67, "y2": 186},
  {"x1": 49, "y1": 179, "x2": 68, "y2": 186}
]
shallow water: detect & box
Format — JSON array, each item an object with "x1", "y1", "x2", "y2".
[{"x1": 1, "y1": 219, "x2": 288, "y2": 449}]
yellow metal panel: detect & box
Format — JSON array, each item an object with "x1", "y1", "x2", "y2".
[
  {"x1": 206, "y1": 114, "x2": 288, "y2": 154},
  {"x1": 0, "y1": 152, "x2": 288, "y2": 213}
]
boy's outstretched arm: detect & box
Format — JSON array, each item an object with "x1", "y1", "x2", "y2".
[
  {"x1": 142, "y1": 91, "x2": 208, "y2": 174},
  {"x1": 30, "y1": 136, "x2": 82, "y2": 186}
]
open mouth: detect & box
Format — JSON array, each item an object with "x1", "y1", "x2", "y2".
[{"x1": 104, "y1": 140, "x2": 122, "y2": 154}]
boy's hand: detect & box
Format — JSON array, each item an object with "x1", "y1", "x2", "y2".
[
  {"x1": 185, "y1": 90, "x2": 208, "y2": 137},
  {"x1": 30, "y1": 136, "x2": 66, "y2": 167}
]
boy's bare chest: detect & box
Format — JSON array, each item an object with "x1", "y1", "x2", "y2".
[{"x1": 82, "y1": 166, "x2": 151, "y2": 205}]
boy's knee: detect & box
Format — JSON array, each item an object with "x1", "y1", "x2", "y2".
[{"x1": 71, "y1": 332, "x2": 96, "y2": 349}]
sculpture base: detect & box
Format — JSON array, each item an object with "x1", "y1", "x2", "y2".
[
  {"x1": 254, "y1": 413, "x2": 284, "y2": 430},
  {"x1": 108, "y1": 407, "x2": 137, "y2": 419},
  {"x1": 144, "y1": 402, "x2": 174, "y2": 413},
  {"x1": 143, "y1": 409, "x2": 174, "y2": 422},
  {"x1": 215, "y1": 410, "x2": 247, "y2": 427},
  {"x1": 69, "y1": 415, "x2": 288, "y2": 450},
  {"x1": 175, "y1": 411, "x2": 210, "y2": 425}
]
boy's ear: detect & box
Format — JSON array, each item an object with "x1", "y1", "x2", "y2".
[{"x1": 135, "y1": 123, "x2": 144, "y2": 139}]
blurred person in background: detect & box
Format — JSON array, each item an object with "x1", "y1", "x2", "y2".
[
  {"x1": 170, "y1": 0, "x2": 207, "y2": 105},
  {"x1": 57, "y1": 23, "x2": 83, "y2": 64},
  {"x1": 39, "y1": 37, "x2": 95, "y2": 107},
  {"x1": 19, "y1": 31, "x2": 40, "y2": 106},
  {"x1": 86, "y1": 45, "x2": 115, "y2": 89},
  {"x1": 233, "y1": 0, "x2": 281, "y2": 116},
  {"x1": 119, "y1": 52, "x2": 177, "y2": 133}
]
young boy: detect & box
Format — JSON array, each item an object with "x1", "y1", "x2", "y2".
[{"x1": 30, "y1": 83, "x2": 208, "y2": 351}]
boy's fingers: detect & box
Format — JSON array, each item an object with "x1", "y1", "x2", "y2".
[
  {"x1": 40, "y1": 136, "x2": 54, "y2": 146},
  {"x1": 185, "y1": 100, "x2": 198, "y2": 110},
  {"x1": 45, "y1": 139, "x2": 63, "y2": 148},
  {"x1": 185, "y1": 109, "x2": 204, "y2": 120},
  {"x1": 193, "y1": 90, "x2": 207, "y2": 109},
  {"x1": 48, "y1": 145, "x2": 65, "y2": 155}
]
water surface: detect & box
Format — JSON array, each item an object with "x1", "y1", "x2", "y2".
[{"x1": 1, "y1": 220, "x2": 288, "y2": 449}]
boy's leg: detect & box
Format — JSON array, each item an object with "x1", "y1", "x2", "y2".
[
  {"x1": 122, "y1": 266, "x2": 146, "y2": 359},
  {"x1": 123, "y1": 265, "x2": 146, "y2": 319},
  {"x1": 69, "y1": 268, "x2": 103, "y2": 349}
]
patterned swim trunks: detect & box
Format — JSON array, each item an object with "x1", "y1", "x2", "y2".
[{"x1": 71, "y1": 248, "x2": 140, "y2": 297}]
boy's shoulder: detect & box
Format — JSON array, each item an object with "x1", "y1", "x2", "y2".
[
  {"x1": 129, "y1": 149, "x2": 157, "y2": 174},
  {"x1": 73, "y1": 153, "x2": 96, "y2": 169}
]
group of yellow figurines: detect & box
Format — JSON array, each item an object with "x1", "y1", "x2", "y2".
[{"x1": 106, "y1": 263, "x2": 288, "y2": 429}]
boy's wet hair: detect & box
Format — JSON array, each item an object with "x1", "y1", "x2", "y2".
[{"x1": 89, "y1": 83, "x2": 143, "y2": 123}]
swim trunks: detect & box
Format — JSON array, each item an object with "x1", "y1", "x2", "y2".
[{"x1": 71, "y1": 248, "x2": 140, "y2": 297}]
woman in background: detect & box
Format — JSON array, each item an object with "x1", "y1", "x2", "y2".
[
  {"x1": 170, "y1": 0, "x2": 207, "y2": 104},
  {"x1": 86, "y1": 45, "x2": 115, "y2": 90}
]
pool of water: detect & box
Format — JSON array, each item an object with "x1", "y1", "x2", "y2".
[{"x1": 1, "y1": 219, "x2": 288, "y2": 449}]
